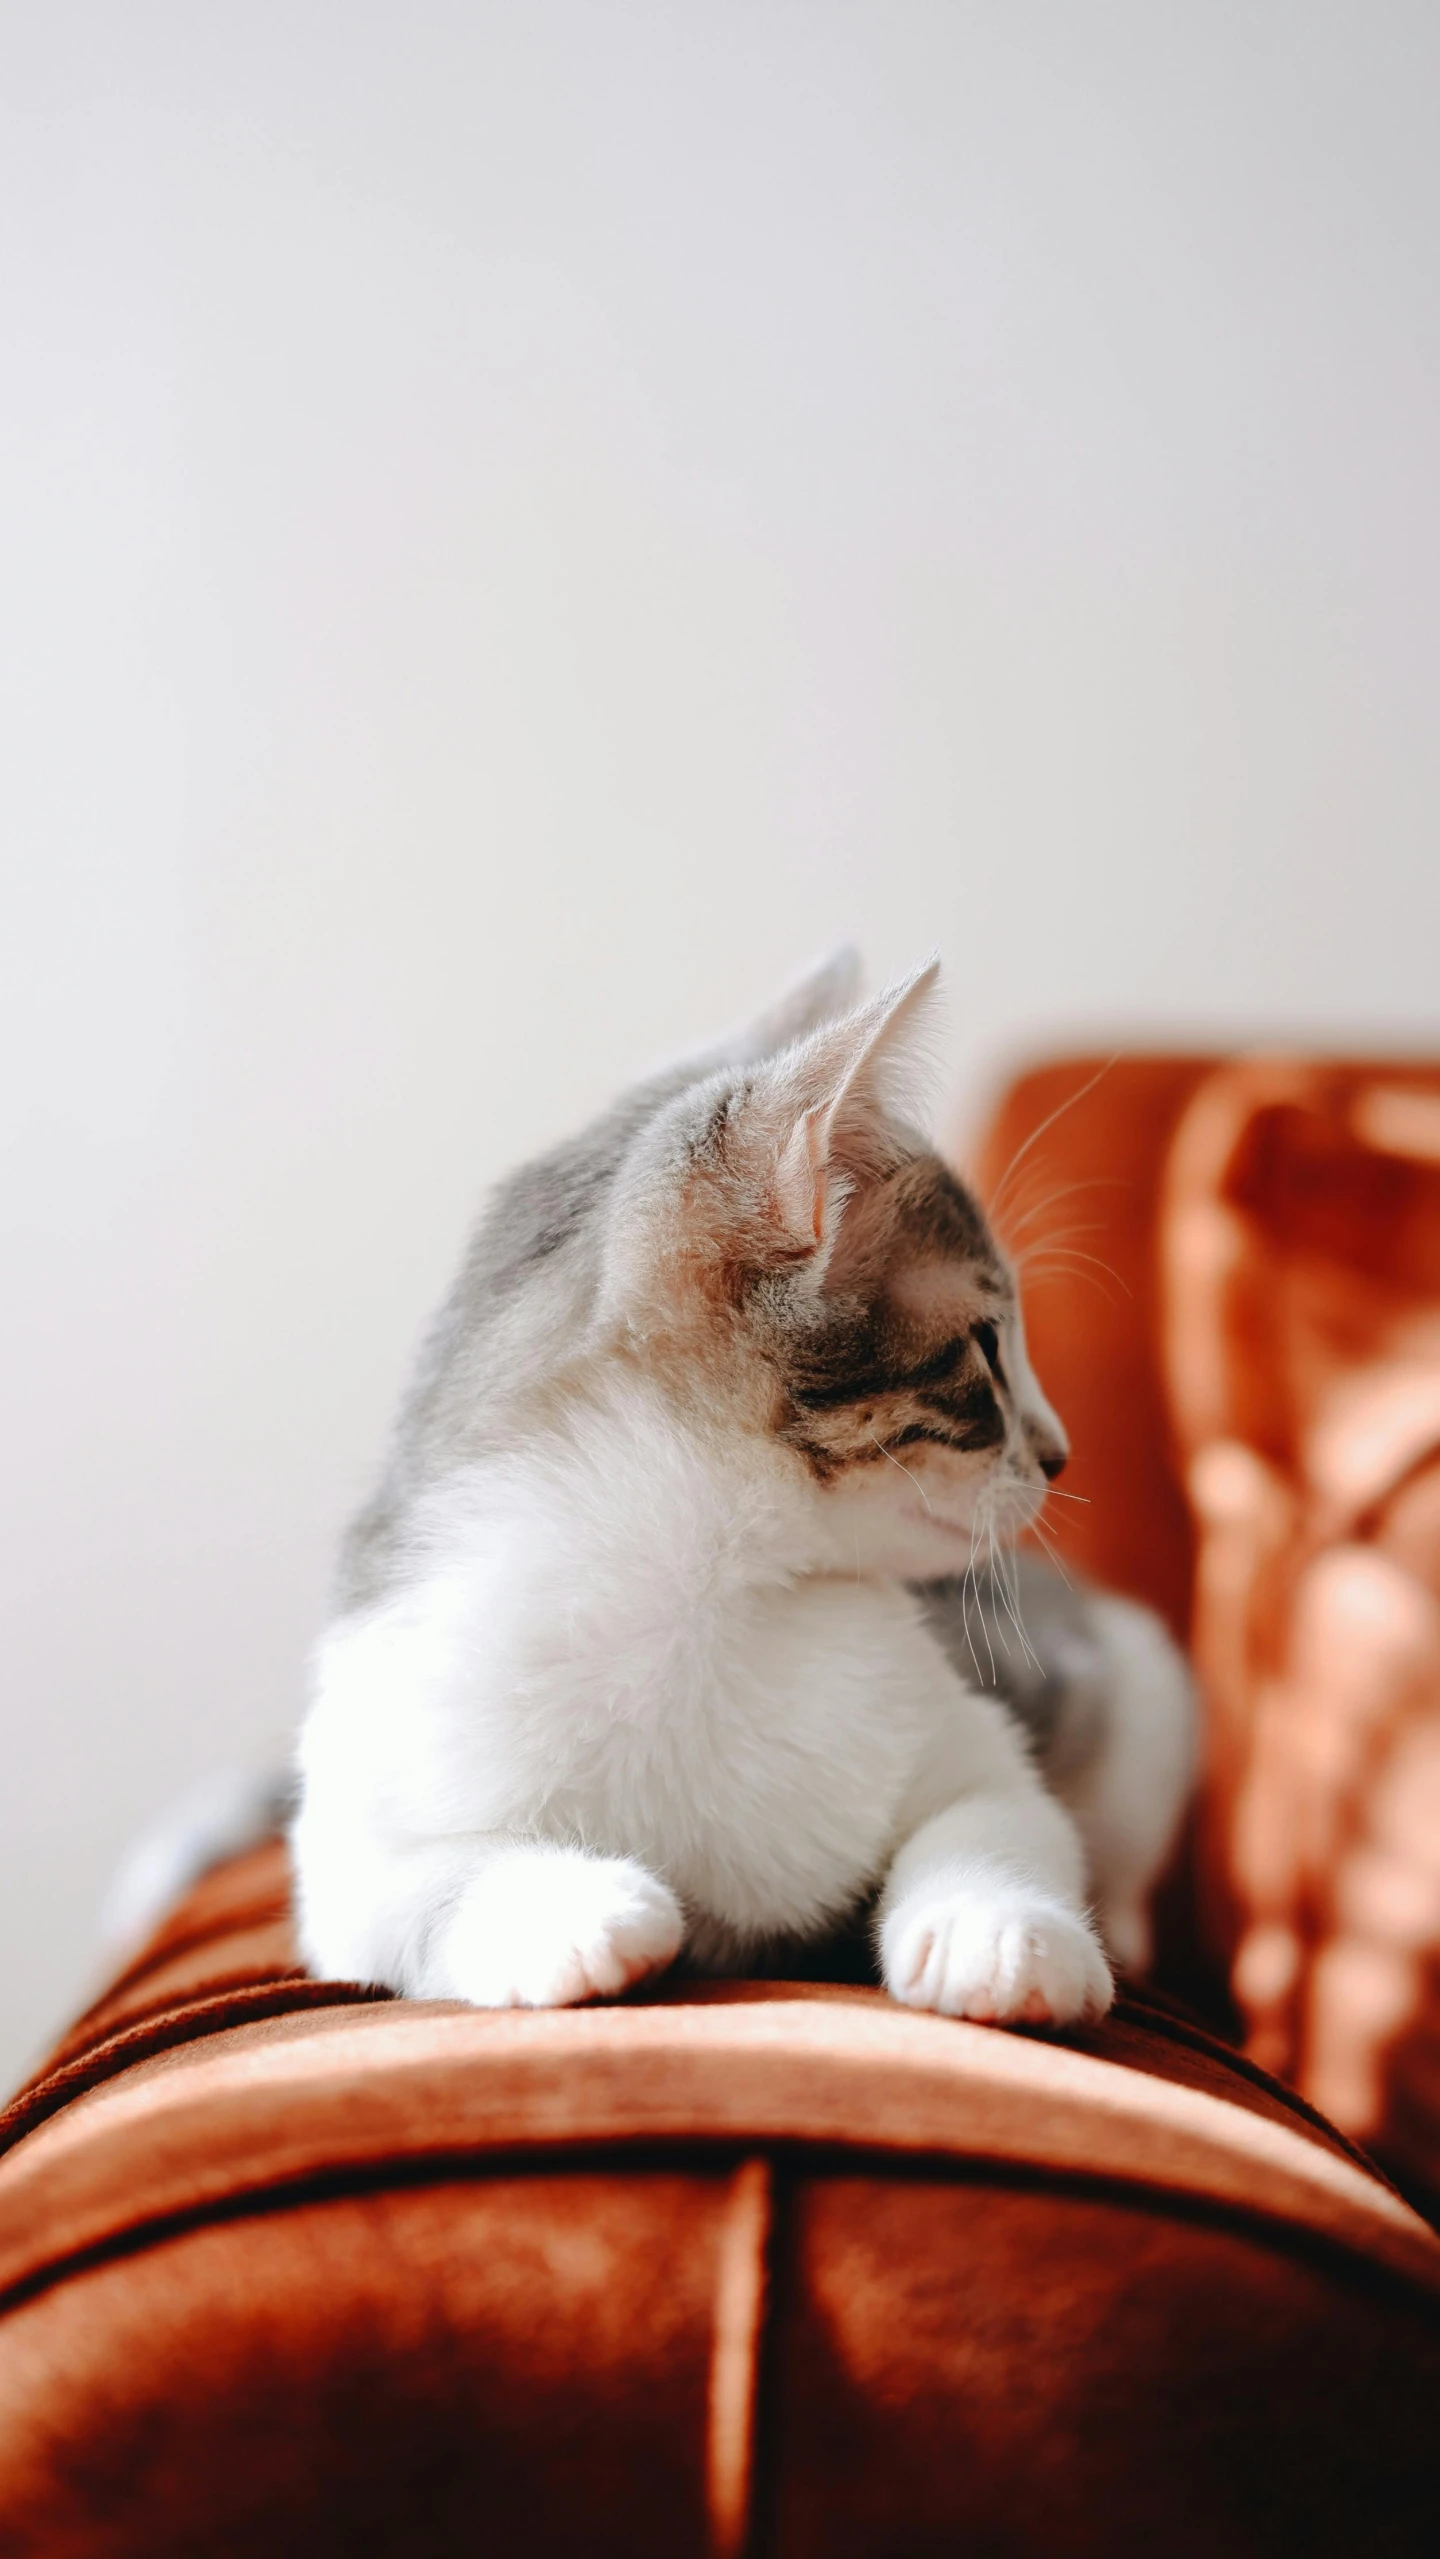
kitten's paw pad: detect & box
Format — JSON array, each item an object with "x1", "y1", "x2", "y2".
[
  {"x1": 882, "y1": 1893, "x2": 1113, "y2": 2026},
  {"x1": 438, "y1": 1854, "x2": 684, "y2": 2009}
]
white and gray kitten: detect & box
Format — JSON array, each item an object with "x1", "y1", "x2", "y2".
[{"x1": 292, "y1": 954, "x2": 1192, "y2": 2025}]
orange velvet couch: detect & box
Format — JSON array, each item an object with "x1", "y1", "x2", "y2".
[
  {"x1": 2, "y1": 1051, "x2": 1438, "y2": 2556},
  {"x1": 972, "y1": 1051, "x2": 1440, "y2": 2206}
]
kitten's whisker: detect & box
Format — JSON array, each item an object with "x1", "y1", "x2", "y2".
[
  {"x1": 1010, "y1": 1222, "x2": 1110, "y2": 1261},
  {"x1": 1019, "y1": 1271, "x2": 1119, "y2": 1307},
  {"x1": 868, "y1": 1431, "x2": 932, "y2": 1511},
  {"x1": 986, "y1": 1055, "x2": 1120, "y2": 1223},
  {"x1": 1002, "y1": 1177, "x2": 1127, "y2": 1241},
  {"x1": 1014, "y1": 1271, "x2": 1117, "y2": 1308},
  {"x1": 986, "y1": 1528, "x2": 1016, "y2": 1663},
  {"x1": 1024, "y1": 1245, "x2": 1132, "y2": 1296},
  {"x1": 994, "y1": 1498, "x2": 1041, "y2": 1654},
  {"x1": 986, "y1": 1497, "x2": 1041, "y2": 1673},
  {"x1": 1028, "y1": 1513, "x2": 1075, "y2": 1588},
  {"x1": 968, "y1": 1489, "x2": 999, "y2": 1684},
  {"x1": 1016, "y1": 1256, "x2": 1123, "y2": 1308},
  {"x1": 999, "y1": 1563, "x2": 1042, "y2": 1677},
  {"x1": 960, "y1": 1569, "x2": 988, "y2": 1689}
]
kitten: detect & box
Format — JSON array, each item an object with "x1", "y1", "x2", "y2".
[{"x1": 293, "y1": 953, "x2": 1192, "y2": 2025}]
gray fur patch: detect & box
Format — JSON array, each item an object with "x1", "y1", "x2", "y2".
[
  {"x1": 336, "y1": 959, "x2": 870, "y2": 1612},
  {"x1": 337, "y1": 1065, "x2": 697, "y2": 1611},
  {"x1": 916, "y1": 1552, "x2": 1107, "y2": 1783}
]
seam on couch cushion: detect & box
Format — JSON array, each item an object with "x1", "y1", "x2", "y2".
[
  {"x1": 2, "y1": 2001, "x2": 1436, "y2": 2307},
  {"x1": 0, "y1": 2142, "x2": 1435, "y2": 2338},
  {"x1": 0, "y1": 1979, "x2": 389, "y2": 2163}
]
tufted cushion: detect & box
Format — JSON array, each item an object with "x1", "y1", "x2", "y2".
[
  {"x1": 971, "y1": 1052, "x2": 1440, "y2": 2206},
  {"x1": 1161, "y1": 1061, "x2": 1440, "y2": 2204},
  {"x1": 1, "y1": 1844, "x2": 1438, "y2": 2555}
]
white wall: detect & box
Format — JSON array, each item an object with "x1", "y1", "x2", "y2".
[{"x1": 2, "y1": 2, "x2": 1438, "y2": 2080}]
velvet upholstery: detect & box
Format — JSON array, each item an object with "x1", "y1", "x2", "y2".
[
  {"x1": 972, "y1": 1053, "x2": 1440, "y2": 2201},
  {"x1": 2, "y1": 1842, "x2": 1439, "y2": 2553}
]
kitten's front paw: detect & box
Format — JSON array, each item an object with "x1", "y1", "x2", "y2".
[
  {"x1": 435, "y1": 1850, "x2": 684, "y2": 2008},
  {"x1": 880, "y1": 1889, "x2": 1113, "y2": 2027}
]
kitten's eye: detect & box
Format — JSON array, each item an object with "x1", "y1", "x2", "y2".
[{"x1": 973, "y1": 1320, "x2": 1001, "y2": 1373}]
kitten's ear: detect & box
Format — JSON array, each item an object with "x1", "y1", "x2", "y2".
[
  {"x1": 737, "y1": 945, "x2": 864, "y2": 1063},
  {"x1": 768, "y1": 957, "x2": 941, "y2": 1254}
]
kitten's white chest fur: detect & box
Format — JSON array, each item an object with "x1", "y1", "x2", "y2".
[
  {"x1": 538, "y1": 1569, "x2": 942, "y2": 1948},
  {"x1": 298, "y1": 1390, "x2": 955, "y2": 1972}
]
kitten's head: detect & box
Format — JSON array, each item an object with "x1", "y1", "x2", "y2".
[{"x1": 600, "y1": 955, "x2": 1067, "y2": 1579}]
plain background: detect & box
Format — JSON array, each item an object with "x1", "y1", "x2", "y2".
[{"x1": 2, "y1": 3, "x2": 1438, "y2": 2083}]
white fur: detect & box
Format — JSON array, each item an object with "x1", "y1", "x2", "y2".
[{"x1": 295, "y1": 1376, "x2": 1116, "y2": 2023}]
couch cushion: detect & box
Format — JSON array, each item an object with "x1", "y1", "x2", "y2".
[
  {"x1": 1162, "y1": 1060, "x2": 1440, "y2": 2201},
  {"x1": 1, "y1": 1846, "x2": 1438, "y2": 2555}
]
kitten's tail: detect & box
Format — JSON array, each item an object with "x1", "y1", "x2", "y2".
[{"x1": 101, "y1": 1765, "x2": 294, "y2": 1955}]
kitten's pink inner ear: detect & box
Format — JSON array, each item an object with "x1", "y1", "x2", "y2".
[
  {"x1": 768, "y1": 957, "x2": 940, "y2": 1253},
  {"x1": 776, "y1": 1105, "x2": 831, "y2": 1249}
]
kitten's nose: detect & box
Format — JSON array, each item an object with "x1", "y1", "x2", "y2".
[{"x1": 1039, "y1": 1446, "x2": 1067, "y2": 1482}]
